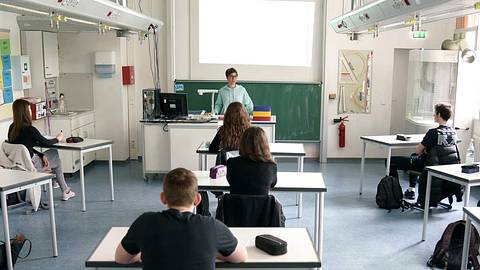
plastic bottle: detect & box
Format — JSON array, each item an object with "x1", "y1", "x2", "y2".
[
  {"x1": 58, "y1": 93, "x2": 66, "y2": 114},
  {"x1": 465, "y1": 138, "x2": 475, "y2": 164}
]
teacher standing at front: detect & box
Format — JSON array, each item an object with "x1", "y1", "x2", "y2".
[{"x1": 214, "y1": 67, "x2": 254, "y2": 115}]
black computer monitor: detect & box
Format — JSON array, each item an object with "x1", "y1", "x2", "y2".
[{"x1": 159, "y1": 93, "x2": 188, "y2": 119}]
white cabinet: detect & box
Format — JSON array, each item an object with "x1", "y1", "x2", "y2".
[
  {"x1": 21, "y1": 31, "x2": 60, "y2": 98},
  {"x1": 49, "y1": 111, "x2": 95, "y2": 173},
  {"x1": 42, "y1": 32, "x2": 59, "y2": 78},
  {"x1": 142, "y1": 117, "x2": 276, "y2": 177}
]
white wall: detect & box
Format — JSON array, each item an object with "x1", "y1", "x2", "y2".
[
  {"x1": 128, "y1": 0, "x2": 168, "y2": 158},
  {"x1": 58, "y1": 32, "x2": 130, "y2": 160},
  {"x1": 323, "y1": 1, "x2": 457, "y2": 159},
  {"x1": 0, "y1": 11, "x2": 24, "y2": 140}
]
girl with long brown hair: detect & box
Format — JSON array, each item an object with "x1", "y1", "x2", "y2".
[
  {"x1": 208, "y1": 101, "x2": 250, "y2": 164},
  {"x1": 226, "y1": 126, "x2": 277, "y2": 195},
  {"x1": 8, "y1": 99, "x2": 75, "y2": 201}
]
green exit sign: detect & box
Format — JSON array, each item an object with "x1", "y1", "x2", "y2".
[{"x1": 413, "y1": 31, "x2": 427, "y2": 39}]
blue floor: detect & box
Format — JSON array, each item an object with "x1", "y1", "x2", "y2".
[{"x1": 8, "y1": 159, "x2": 480, "y2": 270}]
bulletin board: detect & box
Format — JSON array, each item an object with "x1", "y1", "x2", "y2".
[
  {"x1": 0, "y1": 30, "x2": 13, "y2": 122},
  {"x1": 337, "y1": 50, "x2": 372, "y2": 114}
]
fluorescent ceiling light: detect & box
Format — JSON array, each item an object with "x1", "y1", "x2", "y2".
[
  {"x1": 0, "y1": 3, "x2": 48, "y2": 16},
  {"x1": 0, "y1": 0, "x2": 163, "y2": 33}
]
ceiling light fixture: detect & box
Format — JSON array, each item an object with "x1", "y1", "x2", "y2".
[{"x1": 0, "y1": 0, "x2": 163, "y2": 34}]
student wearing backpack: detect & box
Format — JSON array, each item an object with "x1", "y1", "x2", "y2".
[
  {"x1": 115, "y1": 168, "x2": 248, "y2": 270},
  {"x1": 388, "y1": 103, "x2": 459, "y2": 200}
]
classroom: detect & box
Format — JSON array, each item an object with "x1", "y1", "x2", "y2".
[{"x1": 0, "y1": 0, "x2": 480, "y2": 269}]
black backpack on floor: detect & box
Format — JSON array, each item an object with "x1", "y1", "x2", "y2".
[
  {"x1": 427, "y1": 220, "x2": 480, "y2": 270},
  {"x1": 376, "y1": 176, "x2": 403, "y2": 211}
]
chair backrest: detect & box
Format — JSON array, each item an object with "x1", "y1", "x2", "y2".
[
  {"x1": 215, "y1": 193, "x2": 285, "y2": 227},
  {"x1": 1, "y1": 142, "x2": 36, "y2": 172}
]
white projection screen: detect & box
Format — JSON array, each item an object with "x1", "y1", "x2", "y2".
[
  {"x1": 199, "y1": 0, "x2": 315, "y2": 67},
  {"x1": 187, "y1": 0, "x2": 322, "y2": 82}
]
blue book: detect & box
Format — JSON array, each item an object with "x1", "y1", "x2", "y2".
[{"x1": 254, "y1": 105, "x2": 271, "y2": 112}]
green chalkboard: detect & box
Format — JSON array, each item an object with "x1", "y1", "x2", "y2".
[{"x1": 175, "y1": 80, "x2": 322, "y2": 141}]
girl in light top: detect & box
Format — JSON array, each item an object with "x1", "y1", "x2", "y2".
[
  {"x1": 214, "y1": 68, "x2": 254, "y2": 115},
  {"x1": 8, "y1": 99, "x2": 75, "y2": 201}
]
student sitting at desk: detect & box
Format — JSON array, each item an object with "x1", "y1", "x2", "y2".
[
  {"x1": 227, "y1": 127, "x2": 277, "y2": 195},
  {"x1": 214, "y1": 67, "x2": 254, "y2": 115},
  {"x1": 8, "y1": 99, "x2": 75, "y2": 201},
  {"x1": 209, "y1": 101, "x2": 250, "y2": 165},
  {"x1": 388, "y1": 103, "x2": 459, "y2": 200},
  {"x1": 115, "y1": 168, "x2": 247, "y2": 270}
]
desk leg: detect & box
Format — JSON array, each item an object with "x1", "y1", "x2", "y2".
[
  {"x1": 385, "y1": 147, "x2": 392, "y2": 176},
  {"x1": 1, "y1": 192, "x2": 13, "y2": 270},
  {"x1": 198, "y1": 154, "x2": 202, "y2": 170},
  {"x1": 297, "y1": 156, "x2": 304, "y2": 219},
  {"x1": 48, "y1": 180, "x2": 58, "y2": 257},
  {"x1": 203, "y1": 154, "x2": 207, "y2": 171},
  {"x1": 109, "y1": 146, "x2": 114, "y2": 201},
  {"x1": 80, "y1": 151, "x2": 86, "y2": 212},
  {"x1": 360, "y1": 141, "x2": 366, "y2": 195},
  {"x1": 461, "y1": 217, "x2": 471, "y2": 270},
  {"x1": 463, "y1": 185, "x2": 471, "y2": 220},
  {"x1": 314, "y1": 192, "x2": 324, "y2": 262},
  {"x1": 422, "y1": 172, "x2": 432, "y2": 241}
]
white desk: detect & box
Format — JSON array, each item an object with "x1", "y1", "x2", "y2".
[
  {"x1": 197, "y1": 142, "x2": 306, "y2": 218},
  {"x1": 422, "y1": 163, "x2": 480, "y2": 241},
  {"x1": 194, "y1": 171, "x2": 326, "y2": 262},
  {"x1": 141, "y1": 117, "x2": 276, "y2": 176},
  {"x1": 461, "y1": 207, "x2": 480, "y2": 270},
  {"x1": 85, "y1": 227, "x2": 321, "y2": 269},
  {"x1": 359, "y1": 134, "x2": 424, "y2": 195},
  {"x1": 196, "y1": 142, "x2": 306, "y2": 171},
  {"x1": 0, "y1": 169, "x2": 57, "y2": 270},
  {"x1": 48, "y1": 139, "x2": 114, "y2": 212}
]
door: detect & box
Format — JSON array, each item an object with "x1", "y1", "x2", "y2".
[{"x1": 42, "y1": 32, "x2": 59, "y2": 78}]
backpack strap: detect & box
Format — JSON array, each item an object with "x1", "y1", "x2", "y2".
[
  {"x1": 455, "y1": 144, "x2": 461, "y2": 164},
  {"x1": 440, "y1": 220, "x2": 465, "y2": 251},
  {"x1": 467, "y1": 224, "x2": 480, "y2": 270}
]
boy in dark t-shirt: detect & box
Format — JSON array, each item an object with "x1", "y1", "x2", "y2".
[
  {"x1": 115, "y1": 168, "x2": 247, "y2": 270},
  {"x1": 389, "y1": 103, "x2": 457, "y2": 200}
]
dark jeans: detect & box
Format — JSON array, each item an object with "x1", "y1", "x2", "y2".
[{"x1": 387, "y1": 154, "x2": 426, "y2": 188}]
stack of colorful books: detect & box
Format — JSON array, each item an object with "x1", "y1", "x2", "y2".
[{"x1": 253, "y1": 106, "x2": 272, "y2": 121}]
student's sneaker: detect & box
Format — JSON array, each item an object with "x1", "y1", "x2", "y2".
[
  {"x1": 404, "y1": 189, "x2": 415, "y2": 200},
  {"x1": 52, "y1": 181, "x2": 60, "y2": 189},
  {"x1": 62, "y1": 190, "x2": 76, "y2": 201}
]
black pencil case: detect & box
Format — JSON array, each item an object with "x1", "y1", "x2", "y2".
[
  {"x1": 396, "y1": 134, "x2": 411, "y2": 141},
  {"x1": 462, "y1": 164, "x2": 479, "y2": 174},
  {"x1": 255, "y1": 234, "x2": 287, "y2": 255}
]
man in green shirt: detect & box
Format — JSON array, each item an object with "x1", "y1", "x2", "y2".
[{"x1": 214, "y1": 68, "x2": 254, "y2": 115}]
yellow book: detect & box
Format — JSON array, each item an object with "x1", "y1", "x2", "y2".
[{"x1": 253, "y1": 111, "x2": 271, "y2": 117}]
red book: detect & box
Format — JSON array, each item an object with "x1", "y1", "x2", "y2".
[{"x1": 253, "y1": 116, "x2": 272, "y2": 122}]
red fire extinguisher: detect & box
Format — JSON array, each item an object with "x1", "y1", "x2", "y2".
[{"x1": 335, "y1": 116, "x2": 348, "y2": 148}]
